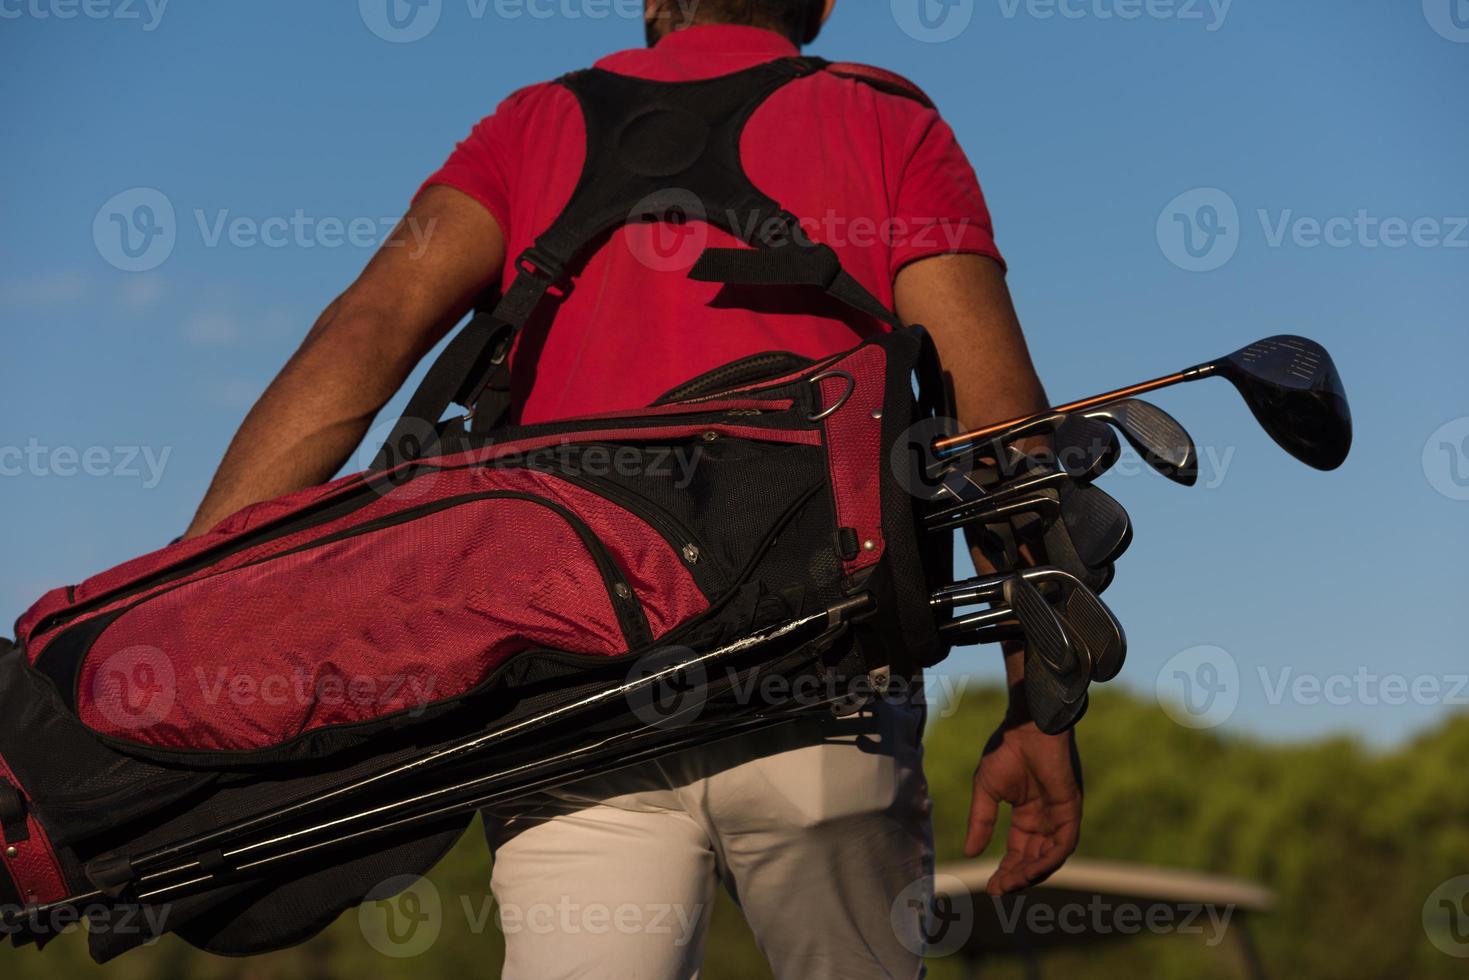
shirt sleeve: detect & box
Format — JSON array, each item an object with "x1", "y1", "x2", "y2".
[
  {"x1": 415, "y1": 89, "x2": 530, "y2": 241},
  {"x1": 889, "y1": 110, "x2": 1005, "y2": 278}
]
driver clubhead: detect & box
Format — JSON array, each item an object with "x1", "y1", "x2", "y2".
[
  {"x1": 1215, "y1": 335, "x2": 1352, "y2": 471},
  {"x1": 1084, "y1": 399, "x2": 1199, "y2": 486}
]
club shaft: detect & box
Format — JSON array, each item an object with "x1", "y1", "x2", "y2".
[
  {"x1": 134, "y1": 703, "x2": 836, "y2": 906},
  {"x1": 123, "y1": 597, "x2": 866, "y2": 874},
  {"x1": 933, "y1": 366, "x2": 1212, "y2": 457},
  {"x1": 9, "y1": 604, "x2": 869, "y2": 925}
]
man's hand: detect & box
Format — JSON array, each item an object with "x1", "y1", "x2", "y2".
[{"x1": 965, "y1": 706, "x2": 1083, "y2": 895}]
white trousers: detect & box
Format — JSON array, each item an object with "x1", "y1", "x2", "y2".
[{"x1": 482, "y1": 695, "x2": 933, "y2": 980}]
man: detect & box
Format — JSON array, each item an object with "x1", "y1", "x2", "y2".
[{"x1": 183, "y1": 2, "x2": 1082, "y2": 976}]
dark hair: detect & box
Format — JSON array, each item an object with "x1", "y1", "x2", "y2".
[{"x1": 647, "y1": 0, "x2": 824, "y2": 46}]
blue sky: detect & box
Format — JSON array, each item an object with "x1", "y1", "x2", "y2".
[{"x1": 2, "y1": 1, "x2": 1465, "y2": 744}]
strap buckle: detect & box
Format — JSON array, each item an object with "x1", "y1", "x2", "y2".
[
  {"x1": 488, "y1": 331, "x2": 516, "y2": 367},
  {"x1": 515, "y1": 247, "x2": 566, "y2": 284}
]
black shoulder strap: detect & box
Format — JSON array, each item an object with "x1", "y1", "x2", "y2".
[{"x1": 372, "y1": 57, "x2": 922, "y2": 470}]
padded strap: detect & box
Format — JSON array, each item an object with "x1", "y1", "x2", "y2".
[{"x1": 370, "y1": 56, "x2": 925, "y2": 466}]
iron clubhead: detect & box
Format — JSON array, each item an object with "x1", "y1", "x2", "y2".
[
  {"x1": 1055, "y1": 582, "x2": 1128, "y2": 683},
  {"x1": 1004, "y1": 576, "x2": 1090, "y2": 734},
  {"x1": 1084, "y1": 399, "x2": 1199, "y2": 486},
  {"x1": 1057, "y1": 483, "x2": 1134, "y2": 569},
  {"x1": 1051, "y1": 415, "x2": 1123, "y2": 482}
]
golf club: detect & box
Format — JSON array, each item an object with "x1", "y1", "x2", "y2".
[
  {"x1": 933, "y1": 567, "x2": 1127, "y2": 683},
  {"x1": 1056, "y1": 483, "x2": 1134, "y2": 570},
  {"x1": 1082, "y1": 399, "x2": 1199, "y2": 486},
  {"x1": 1005, "y1": 575, "x2": 1091, "y2": 734},
  {"x1": 926, "y1": 464, "x2": 1098, "y2": 528},
  {"x1": 935, "y1": 401, "x2": 1193, "y2": 487},
  {"x1": 930, "y1": 413, "x2": 1122, "y2": 485},
  {"x1": 927, "y1": 483, "x2": 1131, "y2": 571},
  {"x1": 934, "y1": 335, "x2": 1352, "y2": 471}
]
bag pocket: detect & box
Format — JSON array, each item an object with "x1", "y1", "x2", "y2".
[{"x1": 35, "y1": 476, "x2": 704, "y2": 761}]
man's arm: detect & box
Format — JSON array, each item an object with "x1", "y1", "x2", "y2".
[
  {"x1": 894, "y1": 253, "x2": 1083, "y2": 895},
  {"x1": 183, "y1": 186, "x2": 505, "y2": 538},
  {"x1": 894, "y1": 251, "x2": 1048, "y2": 702},
  {"x1": 894, "y1": 253, "x2": 1047, "y2": 433}
]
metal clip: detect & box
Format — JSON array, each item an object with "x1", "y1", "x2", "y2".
[{"x1": 808, "y1": 370, "x2": 856, "y2": 423}]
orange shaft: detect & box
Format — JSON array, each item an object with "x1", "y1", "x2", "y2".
[{"x1": 932, "y1": 371, "x2": 1191, "y2": 455}]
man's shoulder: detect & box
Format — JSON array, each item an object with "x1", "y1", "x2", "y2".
[
  {"x1": 483, "y1": 57, "x2": 939, "y2": 131},
  {"x1": 816, "y1": 61, "x2": 936, "y2": 111},
  {"x1": 495, "y1": 77, "x2": 571, "y2": 111},
  {"x1": 470, "y1": 76, "x2": 580, "y2": 136}
]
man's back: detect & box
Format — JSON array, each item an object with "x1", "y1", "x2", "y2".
[
  {"x1": 178, "y1": 14, "x2": 1078, "y2": 977},
  {"x1": 422, "y1": 24, "x2": 1000, "y2": 422}
]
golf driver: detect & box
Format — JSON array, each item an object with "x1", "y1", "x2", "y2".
[{"x1": 934, "y1": 335, "x2": 1352, "y2": 471}]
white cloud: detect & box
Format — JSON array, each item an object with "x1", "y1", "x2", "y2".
[
  {"x1": 182, "y1": 312, "x2": 242, "y2": 346},
  {"x1": 204, "y1": 378, "x2": 264, "y2": 411},
  {"x1": 0, "y1": 271, "x2": 92, "y2": 308},
  {"x1": 117, "y1": 275, "x2": 166, "y2": 313}
]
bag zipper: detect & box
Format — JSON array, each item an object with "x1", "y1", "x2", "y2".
[
  {"x1": 29, "y1": 419, "x2": 820, "y2": 643},
  {"x1": 28, "y1": 478, "x2": 392, "y2": 642},
  {"x1": 39, "y1": 491, "x2": 653, "y2": 663},
  {"x1": 536, "y1": 467, "x2": 727, "y2": 592}
]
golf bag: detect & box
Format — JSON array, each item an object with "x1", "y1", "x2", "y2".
[
  {"x1": 1, "y1": 55, "x2": 962, "y2": 959},
  {"x1": 0, "y1": 327, "x2": 949, "y2": 959}
]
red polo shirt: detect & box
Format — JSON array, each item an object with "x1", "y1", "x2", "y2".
[{"x1": 420, "y1": 25, "x2": 1002, "y2": 424}]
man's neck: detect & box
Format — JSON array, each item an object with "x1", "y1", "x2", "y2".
[{"x1": 646, "y1": 20, "x2": 798, "y2": 49}]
